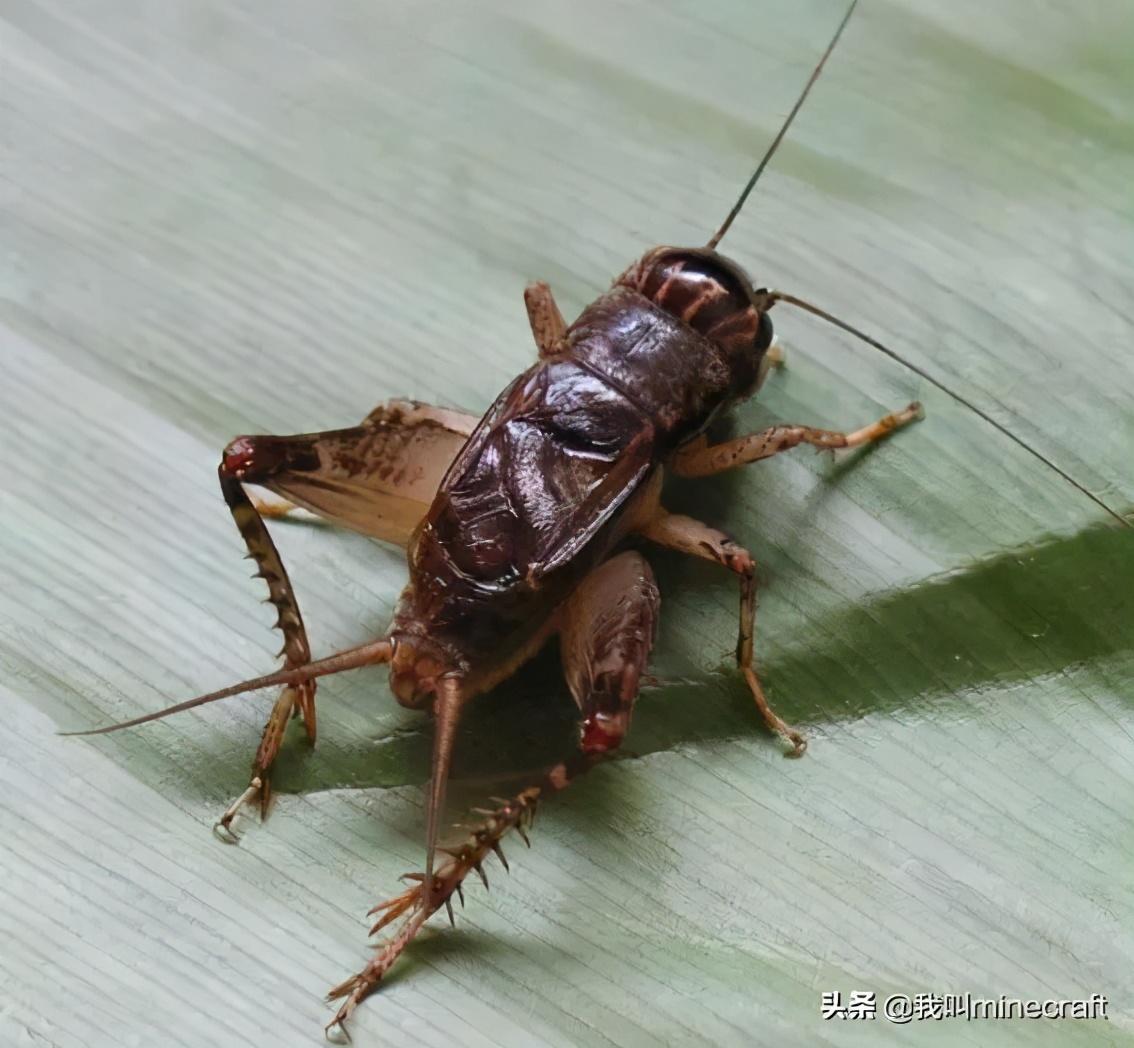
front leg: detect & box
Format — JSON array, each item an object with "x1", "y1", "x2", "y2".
[
  {"x1": 639, "y1": 510, "x2": 805, "y2": 756},
  {"x1": 524, "y1": 281, "x2": 568, "y2": 357},
  {"x1": 672, "y1": 400, "x2": 922, "y2": 477}
]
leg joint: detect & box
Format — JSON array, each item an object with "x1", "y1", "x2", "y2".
[
  {"x1": 701, "y1": 536, "x2": 755, "y2": 579},
  {"x1": 220, "y1": 434, "x2": 318, "y2": 482}
]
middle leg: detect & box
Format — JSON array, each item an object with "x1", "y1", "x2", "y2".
[
  {"x1": 639, "y1": 510, "x2": 806, "y2": 756},
  {"x1": 671, "y1": 401, "x2": 921, "y2": 478}
]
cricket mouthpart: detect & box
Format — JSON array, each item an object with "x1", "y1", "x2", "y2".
[{"x1": 388, "y1": 638, "x2": 450, "y2": 708}]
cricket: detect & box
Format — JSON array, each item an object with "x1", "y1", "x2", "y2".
[{"x1": 68, "y1": 0, "x2": 924, "y2": 1038}]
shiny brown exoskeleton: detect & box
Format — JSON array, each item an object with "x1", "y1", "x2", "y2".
[
  {"x1": 392, "y1": 247, "x2": 773, "y2": 707},
  {"x1": 69, "y1": 1, "x2": 923, "y2": 1037}
]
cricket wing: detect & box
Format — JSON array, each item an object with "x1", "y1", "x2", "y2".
[
  {"x1": 427, "y1": 360, "x2": 655, "y2": 585},
  {"x1": 240, "y1": 400, "x2": 479, "y2": 546}
]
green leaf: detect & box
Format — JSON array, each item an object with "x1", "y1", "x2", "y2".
[{"x1": 2, "y1": 2, "x2": 1131, "y2": 1046}]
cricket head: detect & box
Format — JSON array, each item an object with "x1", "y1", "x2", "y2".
[{"x1": 619, "y1": 246, "x2": 778, "y2": 394}]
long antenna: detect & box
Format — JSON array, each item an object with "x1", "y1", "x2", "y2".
[
  {"x1": 706, "y1": 0, "x2": 859, "y2": 251},
  {"x1": 769, "y1": 290, "x2": 1132, "y2": 528}
]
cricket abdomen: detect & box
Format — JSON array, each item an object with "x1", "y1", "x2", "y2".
[{"x1": 391, "y1": 351, "x2": 657, "y2": 691}]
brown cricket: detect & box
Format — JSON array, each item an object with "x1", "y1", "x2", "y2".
[{"x1": 69, "y1": 0, "x2": 924, "y2": 1037}]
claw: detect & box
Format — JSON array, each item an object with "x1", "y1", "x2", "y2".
[
  {"x1": 212, "y1": 820, "x2": 241, "y2": 845},
  {"x1": 492, "y1": 842, "x2": 509, "y2": 872},
  {"x1": 325, "y1": 1018, "x2": 352, "y2": 1045},
  {"x1": 784, "y1": 731, "x2": 808, "y2": 758}
]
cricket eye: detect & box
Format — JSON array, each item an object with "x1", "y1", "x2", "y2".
[{"x1": 755, "y1": 310, "x2": 774, "y2": 353}]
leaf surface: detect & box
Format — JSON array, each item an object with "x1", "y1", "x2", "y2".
[{"x1": 2, "y1": 2, "x2": 1132, "y2": 1046}]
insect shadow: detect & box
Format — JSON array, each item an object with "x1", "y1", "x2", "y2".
[
  {"x1": 59, "y1": 0, "x2": 1132, "y2": 1027},
  {"x1": 259, "y1": 521, "x2": 1133, "y2": 805}
]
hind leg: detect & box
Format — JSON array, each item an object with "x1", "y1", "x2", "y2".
[
  {"x1": 214, "y1": 467, "x2": 316, "y2": 838},
  {"x1": 213, "y1": 401, "x2": 478, "y2": 837},
  {"x1": 325, "y1": 552, "x2": 660, "y2": 1037},
  {"x1": 559, "y1": 551, "x2": 660, "y2": 754}
]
